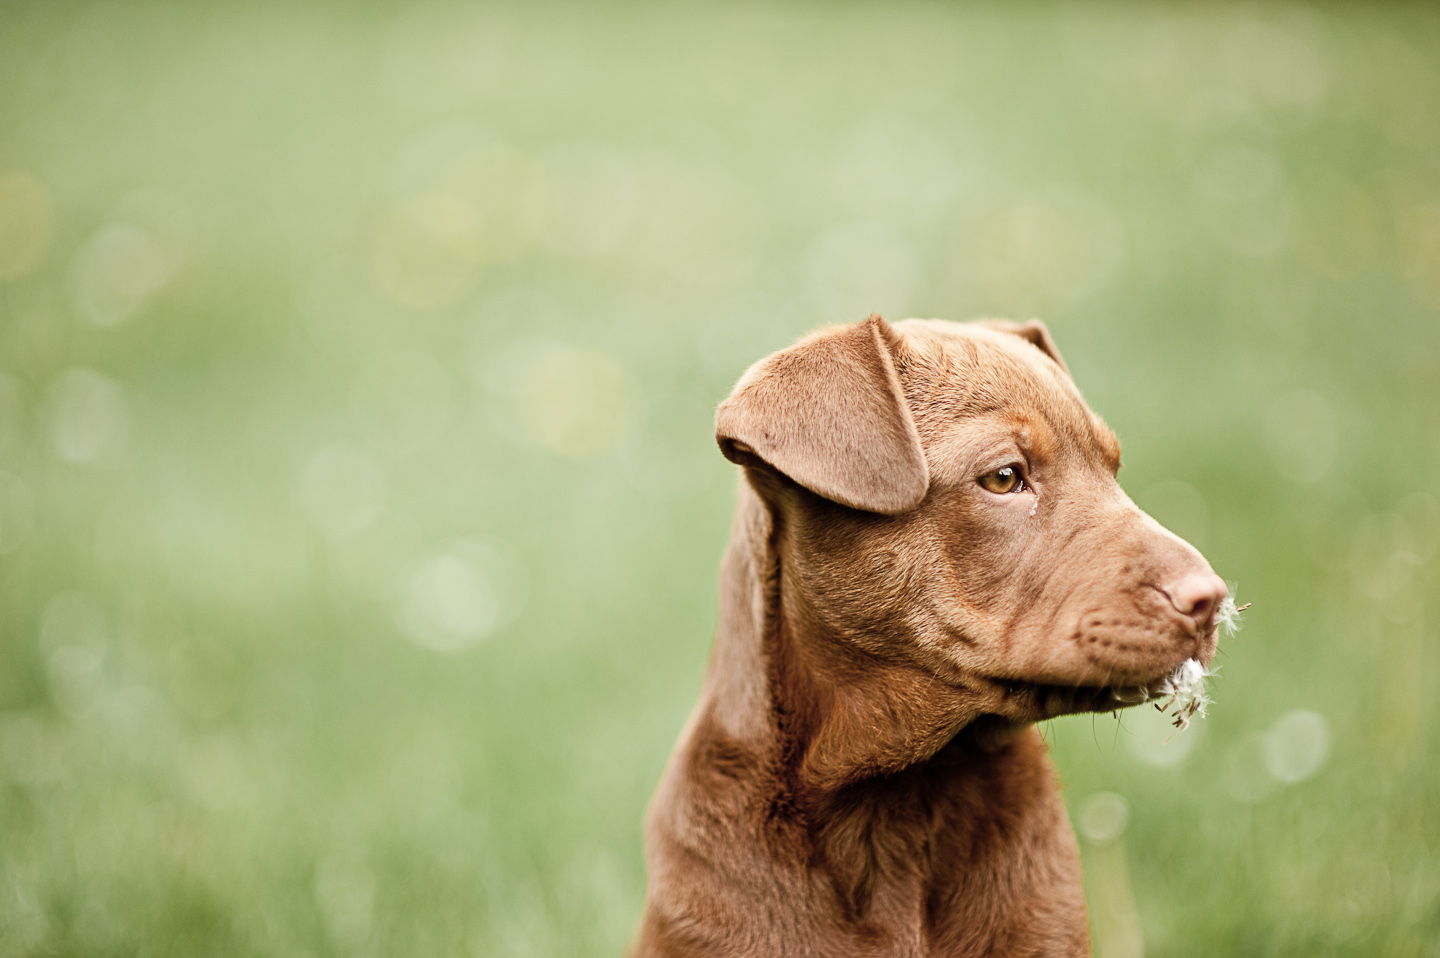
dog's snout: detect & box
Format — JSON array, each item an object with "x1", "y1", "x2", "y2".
[{"x1": 1161, "y1": 571, "x2": 1228, "y2": 628}]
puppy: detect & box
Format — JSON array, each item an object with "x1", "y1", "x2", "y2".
[{"x1": 633, "y1": 316, "x2": 1227, "y2": 957}]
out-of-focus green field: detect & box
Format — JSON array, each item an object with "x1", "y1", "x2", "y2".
[{"x1": 0, "y1": 2, "x2": 1437, "y2": 955}]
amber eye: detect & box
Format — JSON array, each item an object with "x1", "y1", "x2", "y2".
[{"x1": 978, "y1": 466, "x2": 1023, "y2": 494}]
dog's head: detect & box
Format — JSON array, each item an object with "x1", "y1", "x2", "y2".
[{"x1": 716, "y1": 315, "x2": 1227, "y2": 727}]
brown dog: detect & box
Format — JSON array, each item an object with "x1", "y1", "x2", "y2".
[{"x1": 633, "y1": 316, "x2": 1227, "y2": 957}]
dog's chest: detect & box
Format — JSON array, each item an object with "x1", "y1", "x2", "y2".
[{"x1": 789, "y1": 742, "x2": 1090, "y2": 956}]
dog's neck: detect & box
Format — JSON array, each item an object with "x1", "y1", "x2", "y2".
[
  {"x1": 688, "y1": 482, "x2": 1055, "y2": 927},
  {"x1": 706, "y1": 480, "x2": 1014, "y2": 801}
]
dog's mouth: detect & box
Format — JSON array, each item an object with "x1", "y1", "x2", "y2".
[
  {"x1": 958, "y1": 596, "x2": 1241, "y2": 728},
  {"x1": 995, "y1": 655, "x2": 1213, "y2": 724},
  {"x1": 995, "y1": 681, "x2": 1132, "y2": 720}
]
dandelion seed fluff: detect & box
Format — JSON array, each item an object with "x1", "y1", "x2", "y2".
[{"x1": 1148, "y1": 592, "x2": 1246, "y2": 731}]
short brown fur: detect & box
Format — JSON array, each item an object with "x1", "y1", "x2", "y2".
[{"x1": 633, "y1": 317, "x2": 1227, "y2": 957}]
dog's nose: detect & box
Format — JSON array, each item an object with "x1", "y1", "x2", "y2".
[{"x1": 1161, "y1": 571, "x2": 1228, "y2": 628}]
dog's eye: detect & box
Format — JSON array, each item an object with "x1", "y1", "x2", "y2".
[{"x1": 978, "y1": 466, "x2": 1023, "y2": 494}]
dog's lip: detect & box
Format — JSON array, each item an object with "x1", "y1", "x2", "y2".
[
  {"x1": 1055, "y1": 630, "x2": 1219, "y2": 700},
  {"x1": 948, "y1": 612, "x2": 1221, "y2": 707},
  {"x1": 990, "y1": 670, "x2": 1198, "y2": 721},
  {"x1": 1072, "y1": 616, "x2": 1219, "y2": 684},
  {"x1": 988, "y1": 627, "x2": 1217, "y2": 700}
]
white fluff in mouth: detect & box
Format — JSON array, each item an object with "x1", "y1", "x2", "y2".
[
  {"x1": 1153, "y1": 657, "x2": 1212, "y2": 731},
  {"x1": 1214, "y1": 591, "x2": 1246, "y2": 636},
  {"x1": 1154, "y1": 593, "x2": 1246, "y2": 730},
  {"x1": 1110, "y1": 593, "x2": 1246, "y2": 731}
]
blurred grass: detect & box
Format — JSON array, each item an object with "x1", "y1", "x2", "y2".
[{"x1": 1, "y1": 1, "x2": 1438, "y2": 955}]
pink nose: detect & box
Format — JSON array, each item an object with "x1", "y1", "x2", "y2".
[{"x1": 1161, "y1": 571, "x2": 1228, "y2": 628}]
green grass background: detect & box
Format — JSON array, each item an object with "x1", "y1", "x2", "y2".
[{"x1": 1, "y1": 2, "x2": 1437, "y2": 955}]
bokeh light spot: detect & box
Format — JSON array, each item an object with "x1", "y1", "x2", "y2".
[
  {"x1": 40, "y1": 592, "x2": 110, "y2": 720},
  {"x1": 45, "y1": 368, "x2": 131, "y2": 464},
  {"x1": 372, "y1": 196, "x2": 486, "y2": 309},
  {"x1": 1079, "y1": 791, "x2": 1130, "y2": 844},
  {"x1": 70, "y1": 224, "x2": 173, "y2": 327},
  {"x1": 1225, "y1": 709, "x2": 1332, "y2": 801},
  {"x1": 1264, "y1": 709, "x2": 1330, "y2": 784},
  {"x1": 484, "y1": 340, "x2": 637, "y2": 459},
  {"x1": 47, "y1": 644, "x2": 105, "y2": 719},
  {"x1": 300, "y1": 444, "x2": 388, "y2": 540},
  {"x1": 1124, "y1": 701, "x2": 1203, "y2": 768},
  {"x1": 399, "y1": 539, "x2": 523, "y2": 652}
]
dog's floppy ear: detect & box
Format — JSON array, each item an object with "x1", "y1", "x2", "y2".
[
  {"x1": 715, "y1": 315, "x2": 928, "y2": 515},
  {"x1": 982, "y1": 318, "x2": 1070, "y2": 376}
]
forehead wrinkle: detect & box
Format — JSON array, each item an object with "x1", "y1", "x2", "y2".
[
  {"x1": 971, "y1": 343, "x2": 1109, "y2": 460},
  {"x1": 897, "y1": 327, "x2": 1117, "y2": 470},
  {"x1": 924, "y1": 412, "x2": 1021, "y2": 477},
  {"x1": 1005, "y1": 410, "x2": 1058, "y2": 462},
  {"x1": 895, "y1": 332, "x2": 986, "y2": 444}
]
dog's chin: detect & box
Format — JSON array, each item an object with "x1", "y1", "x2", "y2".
[{"x1": 955, "y1": 675, "x2": 1180, "y2": 752}]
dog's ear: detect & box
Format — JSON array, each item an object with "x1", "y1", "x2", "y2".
[
  {"x1": 982, "y1": 319, "x2": 1070, "y2": 376},
  {"x1": 716, "y1": 315, "x2": 928, "y2": 515}
]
